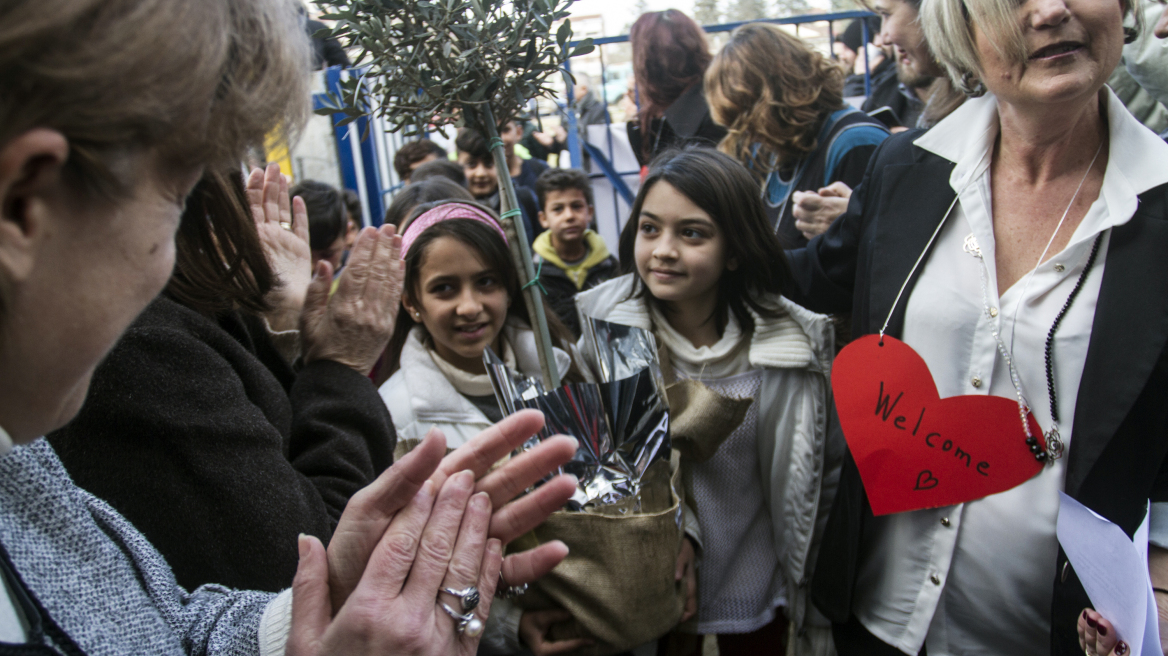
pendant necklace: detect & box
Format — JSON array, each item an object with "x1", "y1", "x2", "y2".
[{"x1": 962, "y1": 139, "x2": 1104, "y2": 464}]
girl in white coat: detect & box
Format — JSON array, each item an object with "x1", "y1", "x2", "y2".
[
  {"x1": 575, "y1": 147, "x2": 838, "y2": 655},
  {"x1": 378, "y1": 201, "x2": 586, "y2": 655},
  {"x1": 379, "y1": 200, "x2": 576, "y2": 450}
]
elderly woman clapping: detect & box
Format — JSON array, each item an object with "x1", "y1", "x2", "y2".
[
  {"x1": 782, "y1": 0, "x2": 1168, "y2": 654},
  {"x1": 0, "y1": 0, "x2": 576, "y2": 653}
]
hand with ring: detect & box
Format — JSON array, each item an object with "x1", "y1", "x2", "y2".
[
  {"x1": 247, "y1": 162, "x2": 312, "y2": 333},
  {"x1": 290, "y1": 468, "x2": 499, "y2": 654},
  {"x1": 437, "y1": 587, "x2": 483, "y2": 636},
  {"x1": 1078, "y1": 608, "x2": 1127, "y2": 656},
  {"x1": 441, "y1": 586, "x2": 481, "y2": 612},
  {"x1": 286, "y1": 410, "x2": 579, "y2": 656}
]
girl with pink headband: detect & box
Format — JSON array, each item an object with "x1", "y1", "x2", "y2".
[
  {"x1": 398, "y1": 200, "x2": 509, "y2": 256},
  {"x1": 378, "y1": 199, "x2": 590, "y2": 653}
]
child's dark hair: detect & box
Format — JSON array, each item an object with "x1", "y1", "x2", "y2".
[
  {"x1": 289, "y1": 179, "x2": 346, "y2": 250},
  {"x1": 535, "y1": 168, "x2": 594, "y2": 209},
  {"x1": 393, "y1": 139, "x2": 448, "y2": 180},
  {"x1": 410, "y1": 159, "x2": 468, "y2": 187},
  {"x1": 455, "y1": 127, "x2": 491, "y2": 162},
  {"x1": 378, "y1": 203, "x2": 581, "y2": 383},
  {"x1": 341, "y1": 188, "x2": 362, "y2": 227},
  {"x1": 617, "y1": 146, "x2": 792, "y2": 334},
  {"x1": 383, "y1": 178, "x2": 473, "y2": 228}
]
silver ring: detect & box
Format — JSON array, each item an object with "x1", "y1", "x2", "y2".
[
  {"x1": 440, "y1": 586, "x2": 480, "y2": 611},
  {"x1": 439, "y1": 602, "x2": 484, "y2": 637},
  {"x1": 279, "y1": 221, "x2": 293, "y2": 231},
  {"x1": 497, "y1": 574, "x2": 527, "y2": 599}
]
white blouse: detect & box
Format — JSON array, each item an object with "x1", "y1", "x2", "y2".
[{"x1": 851, "y1": 90, "x2": 1168, "y2": 655}]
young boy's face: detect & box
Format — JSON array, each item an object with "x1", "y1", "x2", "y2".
[
  {"x1": 457, "y1": 152, "x2": 498, "y2": 199},
  {"x1": 539, "y1": 188, "x2": 593, "y2": 249},
  {"x1": 500, "y1": 121, "x2": 522, "y2": 148}
]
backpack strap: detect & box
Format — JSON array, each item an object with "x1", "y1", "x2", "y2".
[{"x1": 819, "y1": 109, "x2": 891, "y2": 188}]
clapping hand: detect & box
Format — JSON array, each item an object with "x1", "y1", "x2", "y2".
[
  {"x1": 289, "y1": 410, "x2": 578, "y2": 656},
  {"x1": 300, "y1": 223, "x2": 403, "y2": 376},
  {"x1": 247, "y1": 163, "x2": 312, "y2": 333}
]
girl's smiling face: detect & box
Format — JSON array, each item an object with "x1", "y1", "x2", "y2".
[
  {"x1": 633, "y1": 180, "x2": 734, "y2": 313},
  {"x1": 403, "y1": 235, "x2": 509, "y2": 374}
]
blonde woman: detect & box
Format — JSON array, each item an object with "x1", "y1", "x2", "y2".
[
  {"x1": 783, "y1": 0, "x2": 1168, "y2": 652},
  {"x1": 704, "y1": 22, "x2": 890, "y2": 248}
]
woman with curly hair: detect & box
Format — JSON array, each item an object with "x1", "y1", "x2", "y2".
[{"x1": 705, "y1": 22, "x2": 890, "y2": 247}]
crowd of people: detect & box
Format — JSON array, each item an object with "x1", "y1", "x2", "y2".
[{"x1": 1, "y1": 0, "x2": 1167, "y2": 655}]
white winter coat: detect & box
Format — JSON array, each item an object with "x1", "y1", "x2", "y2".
[
  {"x1": 377, "y1": 322, "x2": 572, "y2": 655},
  {"x1": 379, "y1": 322, "x2": 571, "y2": 450},
  {"x1": 575, "y1": 274, "x2": 840, "y2": 654}
]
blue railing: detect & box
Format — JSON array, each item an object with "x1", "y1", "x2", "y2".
[{"x1": 314, "y1": 9, "x2": 877, "y2": 231}]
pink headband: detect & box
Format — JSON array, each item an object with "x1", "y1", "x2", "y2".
[{"x1": 400, "y1": 202, "x2": 508, "y2": 256}]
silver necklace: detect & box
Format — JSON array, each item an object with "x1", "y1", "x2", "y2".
[{"x1": 962, "y1": 139, "x2": 1104, "y2": 464}]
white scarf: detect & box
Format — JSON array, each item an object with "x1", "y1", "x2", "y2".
[
  {"x1": 428, "y1": 338, "x2": 517, "y2": 397},
  {"x1": 650, "y1": 306, "x2": 752, "y2": 379}
]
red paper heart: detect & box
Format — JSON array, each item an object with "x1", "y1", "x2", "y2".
[{"x1": 832, "y1": 334, "x2": 1044, "y2": 516}]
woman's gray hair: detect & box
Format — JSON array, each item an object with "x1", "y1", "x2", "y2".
[
  {"x1": 0, "y1": 0, "x2": 312, "y2": 198},
  {"x1": 920, "y1": 0, "x2": 1143, "y2": 96},
  {"x1": 0, "y1": 0, "x2": 312, "y2": 329}
]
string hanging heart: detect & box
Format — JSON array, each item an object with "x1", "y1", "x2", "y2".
[{"x1": 832, "y1": 334, "x2": 1045, "y2": 516}]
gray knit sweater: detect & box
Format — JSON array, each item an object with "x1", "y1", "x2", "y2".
[{"x1": 0, "y1": 439, "x2": 273, "y2": 654}]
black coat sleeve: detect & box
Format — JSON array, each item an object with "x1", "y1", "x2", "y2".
[
  {"x1": 47, "y1": 299, "x2": 394, "y2": 592},
  {"x1": 830, "y1": 143, "x2": 880, "y2": 191},
  {"x1": 784, "y1": 146, "x2": 882, "y2": 315},
  {"x1": 518, "y1": 186, "x2": 543, "y2": 242},
  {"x1": 288, "y1": 358, "x2": 395, "y2": 519},
  {"x1": 540, "y1": 272, "x2": 583, "y2": 338}
]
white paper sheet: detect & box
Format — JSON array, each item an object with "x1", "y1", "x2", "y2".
[{"x1": 1057, "y1": 493, "x2": 1161, "y2": 656}]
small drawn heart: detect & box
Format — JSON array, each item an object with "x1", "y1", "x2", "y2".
[
  {"x1": 913, "y1": 470, "x2": 939, "y2": 491},
  {"x1": 832, "y1": 335, "x2": 1044, "y2": 516}
]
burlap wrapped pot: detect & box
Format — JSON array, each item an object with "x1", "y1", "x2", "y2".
[{"x1": 507, "y1": 460, "x2": 686, "y2": 655}]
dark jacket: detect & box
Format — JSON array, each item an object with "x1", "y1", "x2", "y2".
[
  {"x1": 576, "y1": 91, "x2": 610, "y2": 127},
  {"x1": 47, "y1": 295, "x2": 395, "y2": 593},
  {"x1": 760, "y1": 107, "x2": 889, "y2": 248},
  {"x1": 481, "y1": 185, "x2": 543, "y2": 244},
  {"x1": 842, "y1": 73, "x2": 868, "y2": 98},
  {"x1": 627, "y1": 80, "x2": 728, "y2": 167},
  {"x1": 860, "y1": 58, "x2": 923, "y2": 129},
  {"x1": 513, "y1": 157, "x2": 550, "y2": 190},
  {"x1": 784, "y1": 131, "x2": 1168, "y2": 655},
  {"x1": 520, "y1": 124, "x2": 561, "y2": 162},
  {"x1": 306, "y1": 18, "x2": 351, "y2": 70},
  {"x1": 532, "y1": 230, "x2": 618, "y2": 337}
]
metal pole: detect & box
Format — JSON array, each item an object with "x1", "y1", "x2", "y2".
[
  {"x1": 598, "y1": 46, "x2": 621, "y2": 235},
  {"x1": 562, "y1": 59, "x2": 583, "y2": 170},
  {"x1": 481, "y1": 104, "x2": 561, "y2": 390},
  {"x1": 602, "y1": 46, "x2": 621, "y2": 229},
  {"x1": 862, "y1": 19, "x2": 872, "y2": 96}
]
